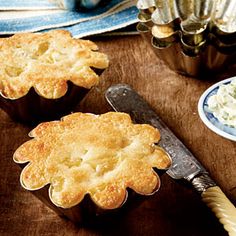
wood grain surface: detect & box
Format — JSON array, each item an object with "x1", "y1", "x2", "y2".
[{"x1": 1, "y1": 35, "x2": 236, "y2": 236}]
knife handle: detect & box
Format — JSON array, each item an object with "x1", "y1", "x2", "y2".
[{"x1": 201, "y1": 186, "x2": 236, "y2": 236}]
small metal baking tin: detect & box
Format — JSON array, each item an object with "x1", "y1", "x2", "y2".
[
  {"x1": 139, "y1": 0, "x2": 236, "y2": 34},
  {"x1": 137, "y1": 0, "x2": 236, "y2": 77},
  {"x1": 138, "y1": 22, "x2": 235, "y2": 77},
  {"x1": 16, "y1": 160, "x2": 162, "y2": 224},
  {"x1": 0, "y1": 81, "x2": 89, "y2": 125},
  {"x1": 0, "y1": 67, "x2": 105, "y2": 125}
]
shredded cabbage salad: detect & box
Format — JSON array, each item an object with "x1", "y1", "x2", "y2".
[{"x1": 208, "y1": 79, "x2": 236, "y2": 127}]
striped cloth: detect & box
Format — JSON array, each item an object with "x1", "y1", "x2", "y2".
[{"x1": 0, "y1": 0, "x2": 139, "y2": 37}]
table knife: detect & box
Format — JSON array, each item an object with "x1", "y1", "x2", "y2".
[{"x1": 105, "y1": 83, "x2": 236, "y2": 236}]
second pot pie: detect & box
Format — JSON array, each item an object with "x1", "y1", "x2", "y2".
[
  {"x1": 13, "y1": 112, "x2": 171, "y2": 221},
  {"x1": 0, "y1": 30, "x2": 109, "y2": 123}
]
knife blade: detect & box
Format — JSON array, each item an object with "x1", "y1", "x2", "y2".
[
  {"x1": 105, "y1": 83, "x2": 236, "y2": 235},
  {"x1": 105, "y1": 83, "x2": 210, "y2": 183}
]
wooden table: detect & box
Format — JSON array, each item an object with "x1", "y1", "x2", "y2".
[{"x1": 1, "y1": 35, "x2": 236, "y2": 236}]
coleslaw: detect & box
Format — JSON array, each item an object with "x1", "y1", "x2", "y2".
[{"x1": 208, "y1": 78, "x2": 236, "y2": 127}]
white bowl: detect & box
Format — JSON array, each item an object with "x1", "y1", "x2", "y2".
[{"x1": 198, "y1": 77, "x2": 236, "y2": 142}]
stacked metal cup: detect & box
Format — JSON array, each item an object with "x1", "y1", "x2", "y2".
[{"x1": 136, "y1": 0, "x2": 236, "y2": 77}]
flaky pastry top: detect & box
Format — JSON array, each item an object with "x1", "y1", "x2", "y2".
[
  {"x1": 13, "y1": 112, "x2": 171, "y2": 209},
  {"x1": 0, "y1": 30, "x2": 109, "y2": 99}
]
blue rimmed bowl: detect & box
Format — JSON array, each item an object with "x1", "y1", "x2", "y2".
[{"x1": 198, "y1": 77, "x2": 236, "y2": 142}]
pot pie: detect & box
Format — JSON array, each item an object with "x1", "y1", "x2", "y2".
[
  {"x1": 13, "y1": 112, "x2": 171, "y2": 221},
  {"x1": 0, "y1": 30, "x2": 109, "y2": 123}
]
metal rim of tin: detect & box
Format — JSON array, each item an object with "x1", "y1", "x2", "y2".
[
  {"x1": 136, "y1": 0, "x2": 156, "y2": 11},
  {"x1": 136, "y1": 22, "x2": 154, "y2": 44},
  {"x1": 137, "y1": 0, "x2": 236, "y2": 33},
  {"x1": 136, "y1": 0, "x2": 236, "y2": 76},
  {"x1": 0, "y1": 81, "x2": 89, "y2": 125},
  {"x1": 138, "y1": 12, "x2": 154, "y2": 28},
  {"x1": 180, "y1": 19, "x2": 208, "y2": 37},
  {"x1": 136, "y1": 22, "x2": 150, "y2": 34},
  {"x1": 180, "y1": 33, "x2": 207, "y2": 56},
  {"x1": 209, "y1": 33, "x2": 236, "y2": 54},
  {"x1": 151, "y1": 24, "x2": 178, "y2": 43},
  {"x1": 15, "y1": 156, "x2": 163, "y2": 223},
  {"x1": 151, "y1": 36, "x2": 173, "y2": 49},
  {"x1": 210, "y1": 24, "x2": 236, "y2": 45},
  {"x1": 0, "y1": 67, "x2": 105, "y2": 124},
  {"x1": 138, "y1": 6, "x2": 156, "y2": 16}
]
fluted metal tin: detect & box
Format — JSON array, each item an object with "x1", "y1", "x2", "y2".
[
  {"x1": 137, "y1": 0, "x2": 236, "y2": 77},
  {"x1": 16, "y1": 160, "x2": 162, "y2": 224},
  {"x1": 0, "y1": 82, "x2": 89, "y2": 125},
  {"x1": 0, "y1": 68, "x2": 106, "y2": 125}
]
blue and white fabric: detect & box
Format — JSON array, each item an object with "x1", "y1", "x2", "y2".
[{"x1": 0, "y1": 0, "x2": 139, "y2": 37}]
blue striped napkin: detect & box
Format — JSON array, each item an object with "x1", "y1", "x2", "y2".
[
  {"x1": 0, "y1": 0, "x2": 139, "y2": 37},
  {"x1": 0, "y1": 0, "x2": 58, "y2": 10}
]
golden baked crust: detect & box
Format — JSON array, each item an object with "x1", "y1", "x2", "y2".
[
  {"x1": 13, "y1": 112, "x2": 171, "y2": 209},
  {"x1": 0, "y1": 30, "x2": 109, "y2": 99}
]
